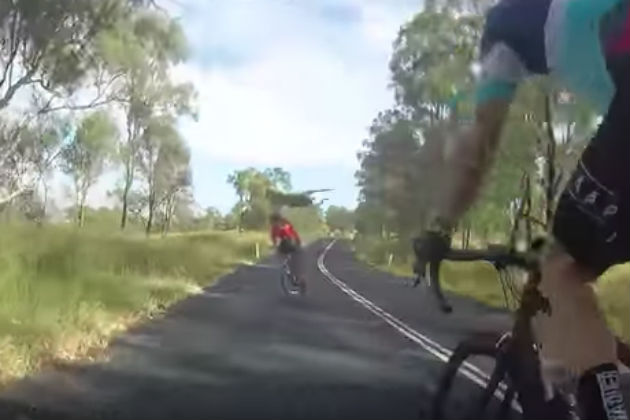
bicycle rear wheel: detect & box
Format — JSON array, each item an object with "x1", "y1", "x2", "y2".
[
  {"x1": 280, "y1": 260, "x2": 303, "y2": 296},
  {"x1": 430, "y1": 332, "x2": 516, "y2": 420}
]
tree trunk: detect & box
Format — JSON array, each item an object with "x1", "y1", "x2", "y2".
[
  {"x1": 42, "y1": 181, "x2": 48, "y2": 220},
  {"x1": 121, "y1": 108, "x2": 138, "y2": 230},
  {"x1": 146, "y1": 193, "x2": 155, "y2": 236},
  {"x1": 77, "y1": 195, "x2": 86, "y2": 227},
  {"x1": 120, "y1": 178, "x2": 130, "y2": 229},
  {"x1": 145, "y1": 207, "x2": 153, "y2": 235},
  {"x1": 167, "y1": 202, "x2": 174, "y2": 235},
  {"x1": 236, "y1": 197, "x2": 244, "y2": 233},
  {"x1": 161, "y1": 202, "x2": 168, "y2": 237},
  {"x1": 460, "y1": 219, "x2": 471, "y2": 249},
  {"x1": 523, "y1": 174, "x2": 532, "y2": 247},
  {"x1": 543, "y1": 94, "x2": 557, "y2": 231},
  {"x1": 464, "y1": 226, "x2": 471, "y2": 249},
  {"x1": 161, "y1": 196, "x2": 174, "y2": 237}
]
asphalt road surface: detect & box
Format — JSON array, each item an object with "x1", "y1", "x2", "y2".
[{"x1": 0, "y1": 239, "x2": 513, "y2": 420}]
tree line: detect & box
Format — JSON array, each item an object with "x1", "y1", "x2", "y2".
[
  {"x1": 225, "y1": 166, "x2": 342, "y2": 237},
  {"x1": 0, "y1": 0, "x2": 197, "y2": 235},
  {"x1": 354, "y1": 0, "x2": 597, "y2": 260}
]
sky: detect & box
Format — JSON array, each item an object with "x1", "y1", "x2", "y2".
[{"x1": 164, "y1": 0, "x2": 421, "y2": 214}]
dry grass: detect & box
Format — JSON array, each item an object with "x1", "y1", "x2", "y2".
[{"x1": 0, "y1": 224, "x2": 267, "y2": 383}]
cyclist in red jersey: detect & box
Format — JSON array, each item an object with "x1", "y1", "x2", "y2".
[
  {"x1": 270, "y1": 214, "x2": 301, "y2": 251},
  {"x1": 270, "y1": 212, "x2": 305, "y2": 284}
]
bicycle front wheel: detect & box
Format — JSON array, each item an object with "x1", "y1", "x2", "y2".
[{"x1": 430, "y1": 332, "x2": 516, "y2": 420}]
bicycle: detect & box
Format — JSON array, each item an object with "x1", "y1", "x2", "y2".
[
  {"x1": 413, "y1": 237, "x2": 630, "y2": 420},
  {"x1": 410, "y1": 262, "x2": 430, "y2": 289},
  {"x1": 279, "y1": 252, "x2": 305, "y2": 296}
]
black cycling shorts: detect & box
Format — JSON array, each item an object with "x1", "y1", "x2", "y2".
[
  {"x1": 552, "y1": 55, "x2": 630, "y2": 276},
  {"x1": 278, "y1": 238, "x2": 298, "y2": 255}
]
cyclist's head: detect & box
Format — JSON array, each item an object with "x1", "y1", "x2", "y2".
[
  {"x1": 270, "y1": 205, "x2": 290, "y2": 225},
  {"x1": 269, "y1": 211, "x2": 284, "y2": 225}
]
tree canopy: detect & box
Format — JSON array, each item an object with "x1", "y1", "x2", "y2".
[{"x1": 355, "y1": 0, "x2": 597, "y2": 257}]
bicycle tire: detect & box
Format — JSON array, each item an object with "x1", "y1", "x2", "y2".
[
  {"x1": 280, "y1": 270, "x2": 301, "y2": 295},
  {"x1": 280, "y1": 255, "x2": 304, "y2": 296},
  {"x1": 431, "y1": 332, "x2": 573, "y2": 420},
  {"x1": 430, "y1": 332, "x2": 511, "y2": 420}
]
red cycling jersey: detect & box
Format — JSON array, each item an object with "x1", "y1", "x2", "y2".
[
  {"x1": 606, "y1": 9, "x2": 630, "y2": 55},
  {"x1": 271, "y1": 222, "x2": 300, "y2": 244}
]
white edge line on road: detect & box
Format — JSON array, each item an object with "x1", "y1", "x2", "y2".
[{"x1": 317, "y1": 239, "x2": 522, "y2": 413}]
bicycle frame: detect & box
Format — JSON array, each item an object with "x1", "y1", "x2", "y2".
[
  {"x1": 280, "y1": 252, "x2": 304, "y2": 296},
  {"x1": 493, "y1": 266, "x2": 566, "y2": 419},
  {"x1": 419, "y1": 243, "x2": 574, "y2": 418}
]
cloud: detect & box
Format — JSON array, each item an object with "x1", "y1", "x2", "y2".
[
  {"x1": 172, "y1": 0, "x2": 419, "y2": 170},
  {"x1": 174, "y1": 51, "x2": 388, "y2": 168}
]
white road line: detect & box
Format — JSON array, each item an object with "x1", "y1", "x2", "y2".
[{"x1": 317, "y1": 239, "x2": 521, "y2": 412}]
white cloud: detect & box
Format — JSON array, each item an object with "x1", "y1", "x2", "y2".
[
  {"x1": 173, "y1": 0, "x2": 419, "y2": 170},
  {"x1": 174, "y1": 51, "x2": 387, "y2": 167}
]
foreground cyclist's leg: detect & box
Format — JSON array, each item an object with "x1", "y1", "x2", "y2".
[{"x1": 534, "y1": 55, "x2": 629, "y2": 420}]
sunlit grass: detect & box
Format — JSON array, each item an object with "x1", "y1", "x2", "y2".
[
  {"x1": 0, "y1": 224, "x2": 267, "y2": 383},
  {"x1": 597, "y1": 264, "x2": 630, "y2": 342}
]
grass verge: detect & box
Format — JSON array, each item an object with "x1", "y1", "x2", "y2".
[{"x1": 0, "y1": 225, "x2": 267, "y2": 383}]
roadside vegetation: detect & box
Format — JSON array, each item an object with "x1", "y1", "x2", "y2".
[
  {"x1": 0, "y1": 0, "x2": 625, "y2": 388},
  {"x1": 0, "y1": 225, "x2": 265, "y2": 383},
  {"x1": 0, "y1": 0, "x2": 330, "y2": 384},
  {"x1": 348, "y1": 1, "x2": 629, "y2": 341}
]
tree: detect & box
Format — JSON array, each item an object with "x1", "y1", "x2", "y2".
[
  {"x1": 227, "y1": 168, "x2": 255, "y2": 231},
  {"x1": 0, "y1": 1, "x2": 184, "y2": 210},
  {"x1": 389, "y1": 6, "x2": 485, "y2": 125},
  {"x1": 0, "y1": 0, "x2": 134, "y2": 112},
  {"x1": 61, "y1": 111, "x2": 117, "y2": 227},
  {"x1": 263, "y1": 167, "x2": 291, "y2": 191},
  {"x1": 284, "y1": 206, "x2": 324, "y2": 238},
  {"x1": 98, "y1": 9, "x2": 195, "y2": 229},
  {"x1": 187, "y1": 206, "x2": 221, "y2": 231},
  {"x1": 226, "y1": 167, "x2": 292, "y2": 231},
  {"x1": 357, "y1": 0, "x2": 597, "y2": 253},
  {"x1": 159, "y1": 187, "x2": 194, "y2": 234},
  {"x1": 325, "y1": 206, "x2": 355, "y2": 234},
  {"x1": 27, "y1": 118, "x2": 70, "y2": 216},
  {"x1": 0, "y1": 120, "x2": 40, "y2": 208},
  {"x1": 355, "y1": 109, "x2": 426, "y2": 256},
  {"x1": 354, "y1": 201, "x2": 387, "y2": 238},
  {"x1": 219, "y1": 211, "x2": 238, "y2": 231},
  {"x1": 136, "y1": 117, "x2": 191, "y2": 235}
]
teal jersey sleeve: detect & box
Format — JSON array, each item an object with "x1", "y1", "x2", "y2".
[
  {"x1": 474, "y1": 42, "x2": 527, "y2": 105},
  {"x1": 475, "y1": 79, "x2": 518, "y2": 105}
]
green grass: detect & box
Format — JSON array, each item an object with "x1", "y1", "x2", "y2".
[
  {"x1": 597, "y1": 264, "x2": 630, "y2": 342},
  {"x1": 0, "y1": 224, "x2": 267, "y2": 382},
  {"x1": 355, "y1": 239, "x2": 630, "y2": 342}
]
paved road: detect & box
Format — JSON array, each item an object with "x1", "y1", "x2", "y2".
[{"x1": 0, "y1": 240, "x2": 512, "y2": 420}]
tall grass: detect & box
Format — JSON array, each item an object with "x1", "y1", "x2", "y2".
[{"x1": 0, "y1": 224, "x2": 266, "y2": 382}]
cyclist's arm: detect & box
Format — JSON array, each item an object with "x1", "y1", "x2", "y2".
[
  {"x1": 434, "y1": 37, "x2": 526, "y2": 227},
  {"x1": 435, "y1": 96, "x2": 512, "y2": 225},
  {"x1": 270, "y1": 227, "x2": 279, "y2": 247}
]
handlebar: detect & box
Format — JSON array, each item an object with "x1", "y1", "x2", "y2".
[{"x1": 413, "y1": 241, "x2": 542, "y2": 314}]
